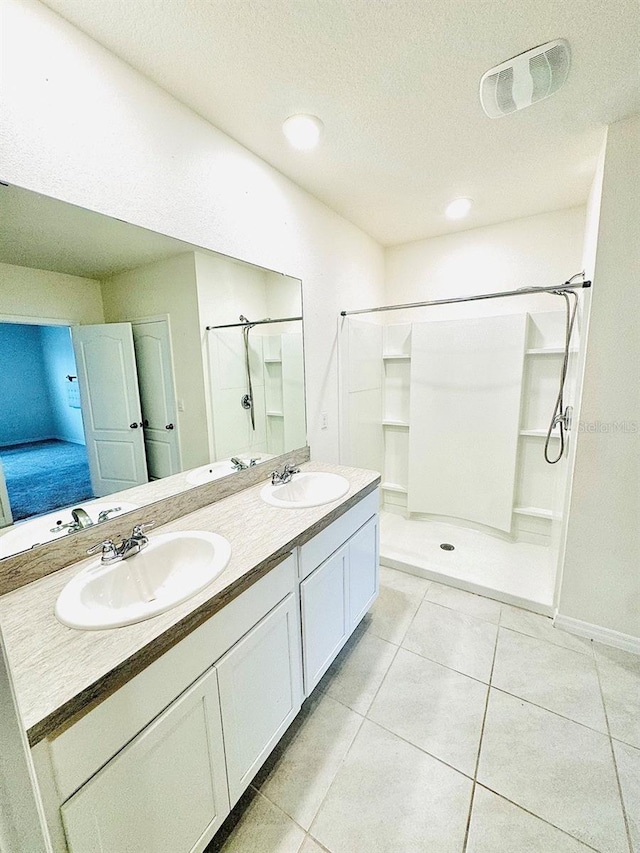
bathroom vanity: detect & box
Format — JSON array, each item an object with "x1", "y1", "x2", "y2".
[{"x1": 0, "y1": 462, "x2": 380, "y2": 853}]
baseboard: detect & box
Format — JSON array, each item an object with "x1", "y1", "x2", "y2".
[{"x1": 553, "y1": 613, "x2": 640, "y2": 655}]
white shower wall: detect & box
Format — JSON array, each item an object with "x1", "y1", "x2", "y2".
[{"x1": 340, "y1": 206, "x2": 588, "y2": 609}]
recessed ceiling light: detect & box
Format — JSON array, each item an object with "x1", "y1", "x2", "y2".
[
  {"x1": 282, "y1": 114, "x2": 323, "y2": 150},
  {"x1": 445, "y1": 197, "x2": 473, "y2": 220}
]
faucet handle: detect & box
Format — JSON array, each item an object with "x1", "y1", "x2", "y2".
[
  {"x1": 97, "y1": 507, "x2": 122, "y2": 523},
  {"x1": 87, "y1": 539, "x2": 118, "y2": 557},
  {"x1": 132, "y1": 521, "x2": 155, "y2": 537}
]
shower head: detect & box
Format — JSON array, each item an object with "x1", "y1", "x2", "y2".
[{"x1": 239, "y1": 314, "x2": 257, "y2": 330}]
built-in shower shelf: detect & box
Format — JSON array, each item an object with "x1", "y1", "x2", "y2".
[
  {"x1": 513, "y1": 506, "x2": 553, "y2": 520},
  {"x1": 266, "y1": 410, "x2": 284, "y2": 417},
  {"x1": 264, "y1": 358, "x2": 282, "y2": 363},
  {"x1": 525, "y1": 347, "x2": 577, "y2": 355},
  {"x1": 382, "y1": 420, "x2": 410, "y2": 428},
  {"x1": 519, "y1": 429, "x2": 560, "y2": 439},
  {"x1": 383, "y1": 353, "x2": 411, "y2": 360},
  {"x1": 381, "y1": 482, "x2": 408, "y2": 494}
]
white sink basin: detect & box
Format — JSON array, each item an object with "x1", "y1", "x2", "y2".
[
  {"x1": 55, "y1": 531, "x2": 232, "y2": 630},
  {"x1": 0, "y1": 501, "x2": 139, "y2": 558},
  {"x1": 260, "y1": 472, "x2": 350, "y2": 509},
  {"x1": 186, "y1": 455, "x2": 273, "y2": 486}
]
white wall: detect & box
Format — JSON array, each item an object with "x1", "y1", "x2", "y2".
[
  {"x1": 0, "y1": 0, "x2": 385, "y2": 464},
  {"x1": 101, "y1": 253, "x2": 209, "y2": 470},
  {"x1": 385, "y1": 207, "x2": 586, "y2": 322},
  {"x1": 380, "y1": 207, "x2": 587, "y2": 544},
  {"x1": 0, "y1": 263, "x2": 104, "y2": 324},
  {"x1": 558, "y1": 115, "x2": 640, "y2": 642}
]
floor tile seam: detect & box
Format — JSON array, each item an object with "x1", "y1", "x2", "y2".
[
  {"x1": 488, "y1": 684, "x2": 610, "y2": 737},
  {"x1": 473, "y1": 782, "x2": 605, "y2": 853},
  {"x1": 473, "y1": 614, "x2": 500, "y2": 780},
  {"x1": 248, "y1": 784, "x2": 311, "y2": 837},
  {"x1": 497, "y1": 622, "x2": 594, "y2": 656},
  {"x1": 593, "y1": 654, "x2": 635, "y2": 853},
  {"x1": 303, "y1": 700, "x2": 370, "y2": 839},
  {"x1": 357, "y1": 640, "x2": 402, "y2": 717},
  {"x1": 497, "y1": 624, "x2": 599, "y2": 663},
  {"x1": 365, "y1": 623, "x2": 402, "y2": 647},
  {"x1": 611, "y1": 733, "x2": 640, "y2": 752},
  {"x1": 419, "y1": 595, "x2": 501, "y2": 626},
  {"x1": 361, "y1": 711, "x2": 477, "y2": 784},
  {"x1": 463, "y1": 617, "x2": 500, "y2": 853},
  {"x1": 461, "y1": 782, "x2": 477, "y2": 853},
  {"x1": 304, "y1": 833, "x2": 332, "y2": 853},
  {"x1": 397, "y1": 640, "x2": 492, "y2": 686}
]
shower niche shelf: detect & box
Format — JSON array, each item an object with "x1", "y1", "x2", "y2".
[
  {"x1": 519, "y1": 429, "x2": 560, "y2": 439},
  {"x1": 381, "y1": 482, "x2": 408, "y2": 494},
  {"x1": 382, "y1": 420, "x2": 409, "y2": 428},
  {"x1": 382, "y1": 353, "x2": 411, "y2": 361},
  {"x1": 525, "y1": 347, "x2": 577, "y2": 355},
  {"x1": 513, "y1": 506, "x2": 553, "y2": 520}
]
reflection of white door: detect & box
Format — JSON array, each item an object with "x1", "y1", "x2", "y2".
[
  {"x1": 132, "y1": 320, "x2": 181, "y2": 480},
  {"x1": 0, "y1": 460, "x2": 13, "y2": 529},
  {"x1": 72, "y1": 324, "x2": 148, "y2": 497}
]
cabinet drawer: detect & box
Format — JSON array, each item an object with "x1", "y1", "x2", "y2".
[
  {"x1": 60, "y1": 666, "x2": 229, "y2": 853},
  {"x1": 298, "y1": 488, "x2": 378, "y2": 580},
  {"x1": 49, "y1": 553, "x2": 296, "y2": 803},
  {"x1": 217, "y1": 594, "x2": 302, "y2": 806}
]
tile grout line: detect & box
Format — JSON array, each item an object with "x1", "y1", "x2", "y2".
[
  {"x1": 474, "y1": 782, "x2": 604, "y2": 853},
  {"x1": 489, "y1": 684, "x2": 610, "y2": 738},
  {"x1": 304, "y1": 630, "x2": 402, "y2": 847},
  {"x1": 461, "y1": 599, "x2": 502, "y2": 852},
  {"x1": 592, "y1": 651, "x2": 635, "y2": 853}
]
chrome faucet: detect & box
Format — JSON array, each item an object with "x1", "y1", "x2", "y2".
[
  {"x1": 71, "y1": 508, "x2": 93, "y2": 529},
  {"x1": 231, "y1": 457, "x2": 259, "y2": 471},
  {"x1": 271, "y1": 464, "x2": 300, "y2": 486},
  {"x1": 87, "y1": 522, "x2": 155, "y2": 564},
  {"x1": 50, "y1": 507, "x2": 94, "y2": 534}
]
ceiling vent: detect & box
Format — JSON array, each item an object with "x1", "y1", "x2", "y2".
[{"x1": 480, "y1": 39, "x2": 570, "y2": 118}]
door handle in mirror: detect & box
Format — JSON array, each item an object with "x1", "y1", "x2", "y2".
[
  {"x1": 165, "y1": 423, "x2": 174, "y2": 430},
  {"x1": 143, "y1": 419, "x2": 149, "y2": 428}
]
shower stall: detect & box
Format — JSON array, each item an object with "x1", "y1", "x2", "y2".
[
  {"x1": 339, "y1": 278, "x2": 590, "y2": 614},
  {"x1": 206, "y1": 315, "x2": 306, "y2": 462}
]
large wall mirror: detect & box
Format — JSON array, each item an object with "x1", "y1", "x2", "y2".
[{"x1": 0, "y1": 185, "x2": 306, "y2": 559}]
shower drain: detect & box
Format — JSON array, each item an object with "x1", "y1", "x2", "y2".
[{"x1": 440, "y1": 543, "x2": 455, "y2": 551}]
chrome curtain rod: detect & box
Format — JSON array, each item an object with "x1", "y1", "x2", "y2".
[
  {"x1": 339, "y1": 280, "x2": 591, "y2": 317},
  {"x1": 206, "y1": 315, "x2": 303, "y2": 331}
]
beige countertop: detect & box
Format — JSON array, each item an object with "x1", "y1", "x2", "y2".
[{"x1": 0, "y1": 462, "x2": 380, "y2": 746}]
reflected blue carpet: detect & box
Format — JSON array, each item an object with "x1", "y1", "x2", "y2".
[{"x1": 0, "y1": 439, "x2": 94, "y2": 521}]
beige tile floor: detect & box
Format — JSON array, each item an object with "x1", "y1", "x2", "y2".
[{"x1": 206, "y1": 566, "x2": 640, "y2": 853}]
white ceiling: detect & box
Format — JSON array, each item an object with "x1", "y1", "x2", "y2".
[{"x1": 41, "y1": 0, "x2": 639, "y2": 246}]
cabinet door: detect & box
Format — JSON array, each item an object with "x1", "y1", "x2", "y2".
[
  {"x1": 300, "y1": 543, "x2": 349, "y2": 696},
  {"x1": 60, "y1": 666, "x2": 229, "y2": 853},
  {"x1": 349, "y1": 515, "x2": 379, "y2": 629},
  {"x1": 217, "y1": 594, "x2": 303, "y2": 806}
]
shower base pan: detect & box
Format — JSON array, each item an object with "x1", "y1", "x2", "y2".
[{"x1": 380, "y1": 511, "x2": 556, "y2": 616}]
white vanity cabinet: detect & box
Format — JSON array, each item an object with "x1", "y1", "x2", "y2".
[
  {"x1": 217, "y1": 593, "x2": 302, "y2": 805},
  {"x1": 300, "y1": 491, "x2": 379, "y2": 694},
  {"x1": 34, "y1": 487, "x2": 379, "y2": 853},
  {"x1": 60, "y1": 666, "x2": 229, "y2": 853}
]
